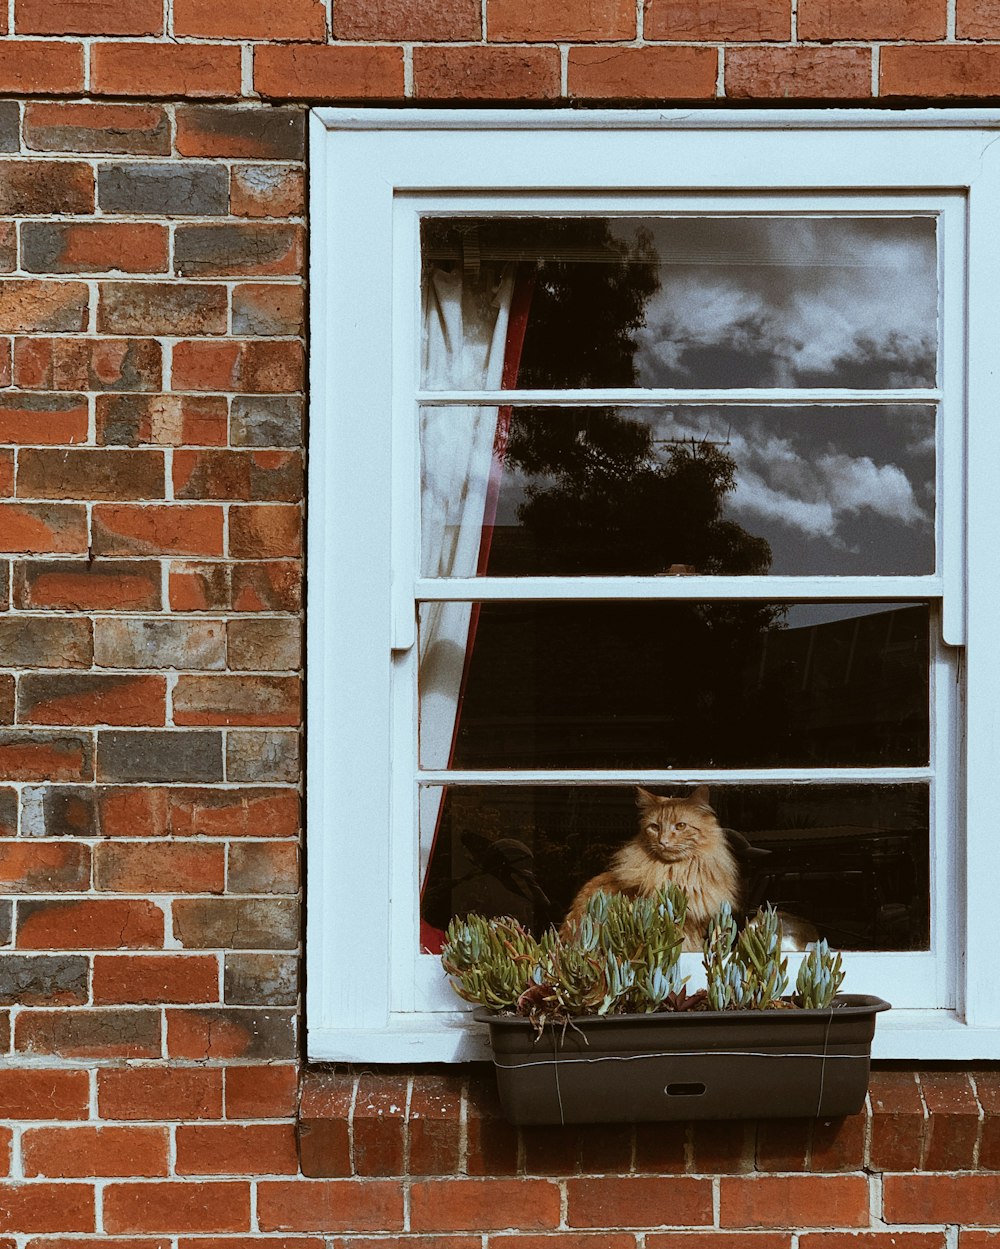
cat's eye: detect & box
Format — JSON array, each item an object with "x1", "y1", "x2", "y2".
[{"x1": 675, "y1": 822, "x2": 687, "y2": 830}]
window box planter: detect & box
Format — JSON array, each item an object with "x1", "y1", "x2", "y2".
[{"x1": 477, "y1": 994, "x2": 890, "y2": 1125}]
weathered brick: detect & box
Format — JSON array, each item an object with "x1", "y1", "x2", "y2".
[
  {"x1": 173, "y1": 897, "x2": 299, "y2": 948},
  {"x1": 104, "y1": 1183, "x2": 251, "y2": 1235},
  {"x1": 18, "y1": 449, "x2": 164, "y2": 500},
  {"x1": 174, "y1": 0, "x2": 325, "y2": 38},
  {"x1": 173, "y1": 675, "x2": 301, "y2": 726},
  {"x1": 354, "y1": 1073, "x2": 408, "y2": 1176},
  {"x1": 99, "y1": 1066, "x2": 223, "y2": 1120},
  {"x1": 93, "y1": 954, "x2": 220, "y2": 1004},
  {"x1": 919, "y1": 1071, "x2": 979, "y2": 1170},
  {"x1": 231, "y1": 165, "x2": 307, "y2": 219},
  {"x1": 230, "y1": 396, "x2": 301, "y2": 448},
  {"x1": 16, "y1": 0, "x2": 163, "y2": 34},
  {"x1": 98, "y1": 731, "x2": 224, "y2": 783},
  {"x1": 297, "y1": 1073, "x2": 352, "y2": 1177},
  {"x1": 226, "y1": 1063, "x2": 298, "y2": 1118},
  {"x1": 176, "y1": 106, "x2": 307, "y2": 159},
  {"x1": 20, "y1": 785, "x2": 96, "y2": 837},
  {"x1": 176, "y1": 1123, "x2": 298, "y2": 1175},
  {"x1": 0, "y1": 451, "x2": 11, "y2": 495},
  {"x1": 0, "y1": 954, "x2": 88, "y2": 1005},
  {"x1": 569, "y1": 45, "x2": 717, "y2": 98},
  {"x1": 801, "y1": 1236, "x2": 944, "y2": 1249},
  {"x1": 14, "y1": 338, "x2": 161, "y2": 392},
  {"x1": 172, "y1": 342, "x2": 305, "y2": 394},
  {"x1": 97, "y1": 393, "x2": 228, "y2": 447},
  {"x1": 0, "y1": 393, "x2": 88, "y2": 444},
  {"x1": 0, "y1": 1183, "x2": 94, "y2": 1233},
  {"x1": 99, "y1": 283, "x2": 228, "y2": 336},
  {"x1": 15, "y1": 561, "x2": 162, "y2": 612},
  {"x1": 0, "y1": 224, "x2": 16, "y2": 273},
  {"x1": 799, "y1": 0, "x2": 945, "y2": 38},
  {"x1": 881, "y1": 45, "x2": 1000, "y2": 97},
  {"x1": 167, "y1": 1006, "x2": 296, "y2": 1060},
  {"x1": 0, "y1": 106, "x2": 19, "y2": 152},
  {"x1": 24, "y1": 102, "x2": 170, "y2": 154},
  {"x1": 99, "y1": 786, "x2": 300, "y2": 839},
  {"x1": 228, "y1": 618, "x2": 301, "y2": 670},
  {"x1": 227, "y1": 842, "x2": 298, "y2": 894},
  {"x1": 0, "y1": 503, "x2": 88, "y2": 553},
  {"x1": 0, "y1": 162, "x2": 93, "y2": 214},
  {"x1": 0, "y1": 281, "x2": 88, "y2": 332},
  {"x1": 99, "y1": 163, "x2": 229, "y2": 215},
  {"x1": 869, "y1": 1070, "x2": 925, "y2": 1171},
  {"x1": 224, "y1": 952, "x2": 297, "y2": 1005},
  {"x1": 175, "y1": 224, "x2": 304, "y2": 277},
  {"x1": 0, "y1": 794, "x2": 13, "y2": 839},
  {"x1": 92, "y1": 43, "x2": 244, "y2": 98},
  {"x1": 412, "y1": 1179, "x2": 563, "y2": 1231},
  {"x1": 22, "y1": 1125, "x2": 169, "y2": 1179},
  {"x1": 93, "y1": 504, "x2": 224, "y2": 557},
  {"x1": 230, "y1": 504, "x2": 302, "y2": 558},
  {"x1": 0, "y1": 1068, "x2": 89, "y2": 1119},
  {"x1": 0, "y1": 841, "x2": 89, "y2": 893},
  {"x1": 565, "y1": 1177, "x2": 712, "y2": 1227},
  {"x1": 232, "y1": 285, "x2": 304, "y2": 337},
  {"x1": 408, "y1": 1074, "x2": 464, "y2": 1176},
  {"x1": 334, "y1": 0, "x2": 479, "y2": 37},
  {"x1": 0, "y1": 678, "x2": 10, "y2": 727},
  {"x1": 96, "y1": 841, "x2": 225, "y2": 893},
  {"x1": 648, "y1": 1238, "x2": 793, "y2": 1249},
  {"x1": 726, "y1": 46, "x2": 872, "y2": 98},
  {"x1": 95, "y1": 618, "x2": 226, "y2": 670},
  {"x1": 18, "y1": 673, "x2": 166, "y2": 727},
  {"x1": 414, "y1": 45, "x2": 561, "y2": 99},
  {"x1": 174, "y1": 450, "x2": 303, "y2": 501},
  {"x1": 0, "y1": 43, "x2": 84, "y2": 95},
  {"x1": 17, "y1": 898, "x2": 164, "y2": 949},
  {"x1": 958, "y1": 0, "x2": 1000, "y2": 36},
  {"x1": 254, "y1": 44, "x2": 405, "y2": 99},
  {"x1": 232, "y1": 560, "x2": 302, "y2": 611},
  {"x1": 15, "y1": 1008, "x2": 162, "y2": 1059},
  {"x1": 809, "y1": 1114, "x2": 867, "y2": 1172},
  {"x1": 23, "y1": 223, "x2": 168, "y2": 275},
  {"x1": 489, "y1": 0, "x2": 635, "y2": 38},
  {"x1": 756, "y1": 1118, "x2": 811, "y2": 1171},
  {"x1": 646, "y1": 0, "x2": 791, "y2": 38},
  {"x1": 719, "y1": 1175, "x2": 869, "y2": 1229},
  {"x1": 257, "y1": 1180, "x2": 404, "y2": 1233},
  {"x1": 226, "y1": 730, "x2": 300, "y2": 781},
  {"x1": 884, "y1": 1174, "x2": 1000, "y2": 1224},
  {"x1": 0, "y1": 731, "x2": 93, "y2": 781},
  {"x1": 170, "y1": 561, "x2": 232, "y2": 611}
]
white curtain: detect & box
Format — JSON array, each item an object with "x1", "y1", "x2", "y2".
[{"x1": 419, "y1": 263, "x2": 516, "y2": 888}]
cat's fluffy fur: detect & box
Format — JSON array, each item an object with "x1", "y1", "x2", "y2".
[{"x1": 562, "y1": 786, "x2": 740, "y2": 951}]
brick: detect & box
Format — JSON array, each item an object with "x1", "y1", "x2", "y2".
[
  {"x1": 414, "y1": 46, "x2": 561, "y2": 99},
  {"x1": 229, "y1": 397, "x2": 302, "y2": 448},
  {"x1": 0, "y1": 393, "x2": 87, "y2": 445},
  {"x1": 176, "y1": 1123, "x2": 298, "y2": 1175},
  {"x1": 328, "y1": 1241, "x2": 480, "y2": 1249},
  {"x1": 0, "y1": 954, "x2": 88, "y2": 1005},
  {"x1": 98, "y1": 730, "x2": 224, "y2": 782},
  {"x1": 23, "y1": 223, "x2": 168, "y2": 275},
  {"x1": 167, "y1": 1006, "x2": 295, "y2": 1059},
  {"x1": 226, "y1": 1063, "x2": 297, "y2": 1117},
  {"x1": 175, "y1": 224, "x2": 304, "y2": 277},
  {"x1": 223, "y1": 952, "x2": 297, "y2": 1005},
  {"x1": 919, "y1": 1071, "x2": 979, "y2": 1169},
  {"x1": 174, "y1": 675, "x2": 300, "y2": 726},
  {"x1": 227, "y1": 730, "x2": 300, "y2": 782},
  {"x1": 18, "y1": 673, "x2": 166, "y2": 727},
  {"x1": 489, "y1": 0, "x2": 635, "y2": 38},
  {"x1": 0, "y1": 503, "x2": 87, "y2": 553},
  {"x1": 645, "y1": 0, "x2": 790, "y2": 38},
  {"x1": 254, "y1": 44, "x2": 406, "y2": 99},
  {"x1": 99, "y1": 162, "x2": 229, "y2": 215},
  {"x1": 232, "y1": 285, "x2": 304, "y2": 338},
  {"x1": 227, "y1": 842, "x2": 298, "y2": 894},
  {"x1": 0, "y1": 161, "x2": 93, "y2": 214},
  {"x1": 14, "y1": 338, "x2": 161, "y2": 392},
  {"x1": 257, "y1": 1181, "x2": 404, "y2": 1233},
  {"x1": 0, "y1": 841, "x2": 89, "y2": 892},
  {"x1": 35, "y1": 1241, "x2": 174, "y2": 1249},
  {"x1": 0, "y1": 450, "x2": 11, "y2": 495},
  {"x1": 647, "y1": 1239, "x2": 793, "y2": 1249},
  {"x1": 104, "y1": 1183, "x2": 251, "y2": 1235},
  {"x1": 0, "y1": 281, "x2": 88, "y2": 332},
  {"x1": 18, "y1": 449, "x2": 164, "y2": 501},
  {"x1": 174, "y1": 450, "x2": 304, "y2": 500},
  {"x1": 809, "y1": 1114, "x2": 867, "y2": 1172},
  {"x1": 0, "y1": 678, "x2": 10, "y2": 727},
  {"x1": 334, "y1": 0, "x2": 478, "y2": 37},
  {"x1": 173, "y1": 343, "x2": 305, "y2": 395},
  {"x1": 974, "y1": 1071, "x2": 1000, "y2": 1168},
  {"x1": 95, "y1": 618, "x2": 225, "y2": 670},
  {"x1": 567, "y1": 1176, "x2": 712, "y2": 1227},
  {"x1": 25, "y1": 103, "x2": 170, "y2": 155},
  {"x1": 228, "y1": 618, "x2": 301, "y2": 670},
  {"x1": 0, "y1": 619, "x2": 90, "y2": 672},
  {"x1": 0, "y1": 1184, "x2": 94, "y2": 1233},
  {"x1": 643, "y1": 1118, "x2": 714, "y2": 1170},
  {"x1": 466, "y1": 1074, "x2": 519, "y2": 1175},
  {"x1": 93, "y1": 504, "x2": 224, "y2": 557},
  {"x1": 0, "y1": 106, "x2": 18, "y2": 150},
  {"x1": 17, "y1": 898, "x2": 164, "y2": 949},
  {"x1": 183, "y1": 1242, "x2": 322, "y2": 1249},
  {"x1": 495, "y1": 1239, "x2": 641, "y2": 1249},
  {"x1": 174, "y1": 0, "x2": 325, "y2": 38},
  {"x1": 230, "y1": 506, "x2": 302, "y2": 559},
  {"x1": 799, "y1": 0, "x2": 945, "y2": 38},
  {"x1": 869, "y1": 1070, "x2": 925, "y2": 1171},
  {"x1": 176, "y1": 106, "x2": 306, "y2": 159},
  {"x1": 16, "y1": 0, "x2": 163, "y2": 34},
  {"x1": 577, "y1": 1124, "x2": 635, "y2": 1174},
  {"x1": 22, "y1": 1126, "x2": 169, "y2": 1178},
  {"x1": 353, "y1": 1073, "x2": 407, "y2": 1176},
  {"x1": 801, "y1": 1237, "x2": 946, "y2": 1249},
  {"x1": 97, "y1": 394, "x2": 228, "y2": 447},
  {"x1": 95, "y1": 841, "x2": 226, "y2": 893},
  {"x1": 0, "y1": 1069, "x2": 89, "y2": 1118},
  {"x1": 94, "y1": 954, "x2": 219, "y2": 1004},
  {"x1": 521, "y1": 1126, "x2": 580, "y2": 1176},
  {"x1": 884, "y1": 1174, "x2": 1000, "y2": 1224},
  {"x1": 92, "y1": 43, "x2": 243, "y2": 98},
  {"x1": 0, "y1": 732, "x2": 92, "y2": 781},
  {"x1": 21, "y1": 786, "x2": 96, "y2": 837},
  {"x1": 725, "y1": 47, "x2": 872, "y2": 98},
  {"x1": 409, "y1": 1074, "x2": 464, "y2": 1176},
  {"x1": 99, "y1": 283, "x2": 228, "y2": 335},
  {"x1": 233, "y1": 561, "x2": 302, "y2": 611},
  {"x1": 170, "y1": 562, "x2": 232, "y2": 611},
  {"x1": 98, "y1": 786, "x2": 300, "y2": 838},
  {"x1": 569, "y1": 45, "x2": 717, "y2": 99},
  {"x1": 15, "y1": 561, "x2": 162, "y2": 612},
  {"x1": 0, "y1": 43, "x2": 84, "y2": 95},
  {"x1": 881, "y1": 46, "x2": 1000, "y2": 98},
  {"x1": 959, "y1": 0, "x2": 1000, "y2": 37},
  {"x1": 755, "y1": 1118, "x2": 811, "y2": 1171},
  {"x1": 412, "y1": 1179, "x2": 562, "y2": 1232},
  {"x1": 232, "y1": 165, "x2": 306, "y2": 221},
  {"x1": 99, "y1": 1066, "x2": 223, "y2": 1120},
  {"x1": 0, "y1": 227, "x2": 13, "y2": 274},
  {"x1": 719, "y1": 1175, "x2": 870, "y2": 1229},
  {"x1": 173, "y1": 897, "x2": 299, "y2": 948},
  {"x1": 963, "y1": 1237, "x2": 1000, "y2": 1249},
  {"x1": 15, "y1": 1008, "x2": 162, "y2": 1059},
  {"x1": 0, "y1": 794, "x2": 13, "y2": 839}
]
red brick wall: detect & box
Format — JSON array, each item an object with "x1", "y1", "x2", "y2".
[{"x1": 0, "y1": 0, "x2": 997, "y2": 1242}]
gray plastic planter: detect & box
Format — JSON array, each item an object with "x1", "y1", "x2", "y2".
[{"x1": 477, "y1": 994, "x2": 890, "y2": 1124}]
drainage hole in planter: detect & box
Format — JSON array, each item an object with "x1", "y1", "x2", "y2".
[{"x1": 665, "y1": 1082, "x2": 707, "y2": 1098}]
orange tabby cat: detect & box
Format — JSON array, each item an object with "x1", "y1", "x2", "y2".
[{"x1": 562, "y1": 786, "x2": 740, "y2": 951}]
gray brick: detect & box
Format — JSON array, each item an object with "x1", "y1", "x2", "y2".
[
  {"x1": 224, "y1": 953, "x2": 297, "y2": 1005},
  {"x1": 94, "y1": 618, "x2": 226, "y2": 671},
  {"x1": 0, "y1": 789, "x2": 15, "y2": 837},
  {"x1": 0, "y1": 618, "x2": 92, "y2": 669},
  {"x1": 0, "y1": 954, "x2": 88, "y2": 1006},
  {"x1": 98, "y1": 163, "x2": 229, "y2": 216},
  {"x1": 174, "y1": 224, "x2": 300, "y2": 276},
  {"x1": 173, "y1": 898, "x2": 299, "y2": 949},
  {"x1": 226, "y1": 730, "x2": 300, "y2": 783},
  {"x1": 0, "y1": 104, "x2": 20, "y2": 154},
  {"x1": 176, "y1": 106, "x2": 306, "y2": 160},
  {"x1": 230, "y1": 396, "x2": 304, "y2": 448},
  {"x1": 21, "y1": 786, "x2": 97, "y2": 838},
  {"x1": 0, "y1": 902, "x2": 10, "y2": 947},
  {"x1": 98, "y1": 731, "x2": 223, "y2": 783}
]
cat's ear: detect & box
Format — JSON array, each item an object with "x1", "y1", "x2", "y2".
[
  {"x1": 690, "y1": 785, "x2": 711, "y2": 806},
  {"x1": 635, "y1": 786, "x2": 658, "y2": 811}
]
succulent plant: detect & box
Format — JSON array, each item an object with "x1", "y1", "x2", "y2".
[
  {"x1": 734, "y1": 905, "x2": 789, "y2": 1009},
  {"x1": 795, "y1": 938, "x2": 845, "y2": 1009}
]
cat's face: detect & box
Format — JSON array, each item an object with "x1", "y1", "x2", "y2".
[{"x1": 635, "y1": 785, "x2": 718, "y2": 862}]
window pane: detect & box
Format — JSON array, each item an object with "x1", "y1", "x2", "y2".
[
  {"x1": 420, "y1": 783, "x2": 930, "y2": 952},
  {"x1": 420, "y1": 216, "x2": 938, "y2": 390},
  {"x1": 420, "y1": 404, "x2": 935, "y2": 577},
  {"x1": 418, "y1": 601, "x2": 930, "y2": 770}
]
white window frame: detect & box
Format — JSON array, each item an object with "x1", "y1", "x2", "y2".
[{"x1": 307, "y1": 107, "x2": 1000, "y2": 1063}]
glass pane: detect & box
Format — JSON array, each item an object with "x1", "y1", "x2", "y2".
[
  {"x1": 418, "y1": 601, "x2": 930, "y2": 770},
  {"x1": 420, "y1": 216, "x2": 938, "y2": 390},
  {"x1": 420, "y1": 783, "x2": 930, "y2": 952},
  {"x1": 420, "y1": 404, "x2": 935, "y2": 577}
]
